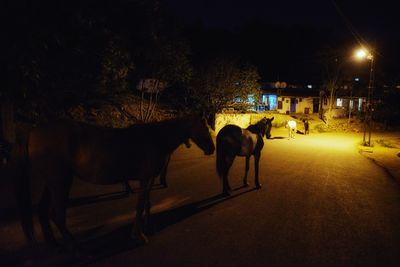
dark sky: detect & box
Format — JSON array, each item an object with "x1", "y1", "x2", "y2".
[
  {"x1": 162, "y1": 0, "x2": 399, "y2": 82},
  {"x1": 162, "y1": 0, "x2": 396, "y2": 37}
]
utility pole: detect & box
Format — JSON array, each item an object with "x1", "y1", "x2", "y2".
[{"x1": 363, "y1": 54, "x2": 374, "y2": 146}]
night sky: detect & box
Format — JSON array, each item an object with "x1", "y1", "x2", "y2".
[
  {"x1": 162, "y1": 0, "x2": 399, "y2": 83},
  {"x1": 162, "y1": 0, "x2": 395, "y2": 36}
]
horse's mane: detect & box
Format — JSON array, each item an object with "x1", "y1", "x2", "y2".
[{"x1": 126, "y1": 116, "x2": 201, "y2": 151}]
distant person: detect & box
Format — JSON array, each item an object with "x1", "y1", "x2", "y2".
[{"x1": 303, "y1": 119, "x2": 309, "y2": 135}]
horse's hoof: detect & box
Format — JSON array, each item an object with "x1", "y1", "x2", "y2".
[
  {"x1": 256, "y1": 184, "x2": 262, "y2": 189},
  {"x1": 131, "y1": 232, "x2": 149, "y2": 245},
  {"x1": 44, "y1": 237, "x2": 61, "y2": 248},
  {"x1": 223, "y1": 190, "x2": 231, "y2": 196},
  {"x1": 243, "y1": 182, "x2": 250, "y2": 187}
]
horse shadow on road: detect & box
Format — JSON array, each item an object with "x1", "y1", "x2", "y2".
[
  {"x1": 269, "y1": 136, "x2": 286, "y2": 140},
  {"x1": 72, "y1": 186, "x2": 257, "y2": 265},
  {"x1": 149, "y1": 185, "x2": 257, "y2": 233},
  {"x1": 2, "y1": 185, "x2": 256, "y2": 267}
]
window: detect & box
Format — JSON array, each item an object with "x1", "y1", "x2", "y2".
[{"x1": 336, "y1": 98, "x2": 343, "y2": 107}]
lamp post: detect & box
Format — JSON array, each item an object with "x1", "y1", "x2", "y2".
[{"x1": 355, "y1": 48, "x2": 374, "y2": 146}]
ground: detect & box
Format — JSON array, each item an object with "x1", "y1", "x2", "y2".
[
  {"x1": 1, "y1": 104, "x2": 400, "y2": 266},
  {"x1": 283, "y1": 113, "x2": 400, "y2": 183},
  {"x1": 1, "y1": 123, "x2": 399, "y2": 267}
]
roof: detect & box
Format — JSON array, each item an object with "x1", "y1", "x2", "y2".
[{"x1": 262, "y1": 87, "x2": 320, "y2": 97}]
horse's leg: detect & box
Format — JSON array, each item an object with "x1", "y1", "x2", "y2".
[
  {"x1": 222, "y1": 155, "x2": 235, "y2": 195},
  {"x1": 254, "y1": 151, "x2": 262, "y2": 189},
  {"x1": 132, "y1": 179, "x2": 150, "y2": 244},
  {"x1": 159, "y1": 155, "x2": 171, "y2": 188},
  {"x1": 243, "y1": 156, "x2": 250, "y2": 186},
  {"x1": 49, "y1": 175, "x2": 78, "y2": 252},
  {"x1": 38, "y1": 187, "x2": 58, "y2": 246},
  {"x1": 144, "y1": 176, "x2": 156, "y2": 234},
  {"x1": 124, "y1": 181, "x2": 134, "y2": 194}
]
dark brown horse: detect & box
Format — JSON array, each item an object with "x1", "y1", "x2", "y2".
[
  {"x1": 19, "y1": 115, "x2": 215, "y2": 248},
  {"x1": 216, "y1": 117, "x2": 273, "y2": 195},
  {"x1": 123, "y1": 138, "x2": 191, "y2": 192}
]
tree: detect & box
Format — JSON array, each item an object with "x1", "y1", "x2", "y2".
[
  {"x1": 99, "y1": 39, "x2": 134, "y2": 95},
  {"x1": 317, "y1": 46, "x2": 350, "y2": 124},
  {"x1": 187, "y1": 59, "x2": 261, "y2": 127},
  {"x1": 3, "y1": 0, "x2": 192, "y2": 123}
]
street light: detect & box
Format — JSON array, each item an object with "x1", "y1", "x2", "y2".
[{"x1": 354, "y1": 47, "x2": 374, "y2": 146}]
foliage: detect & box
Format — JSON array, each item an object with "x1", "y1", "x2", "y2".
[
  {"x1": 317, "y1": 49, "x2": 344, "y2": 112},
  {"x1": 186, "y1": 59, "x2": 261, "y2": 115},
  {"x1": 373, "y1": 86, "x2": 400, "y2": 129},
  {"x1": 2, "y1": 0, "x2": 192, "y2": 123},
  {"x1": 99, "y1": 40, "x2": 134, "y2": 95}
]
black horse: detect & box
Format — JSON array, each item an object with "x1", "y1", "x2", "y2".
[
  {"x1": 124, "y1": 138, "x2": 191, "y2": 192},
  {"x1": 216, "y1": 117, "x2": 273, "y2": 195},
  {"x1": 17, "y1": 115, "x2": 215, "y2": 248}
]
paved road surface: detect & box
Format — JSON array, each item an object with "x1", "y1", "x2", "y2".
[{"x1": 1, "y1": 128, "x2": 400, "y2": 266}]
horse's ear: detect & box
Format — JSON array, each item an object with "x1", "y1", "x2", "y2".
[{"x1": 270, "y1": 117, "x2": 274, "y2": 121}]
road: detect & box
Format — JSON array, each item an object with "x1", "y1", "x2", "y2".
[{"x1": 1, "y1": 128, "x2": 400, "y2": 266}]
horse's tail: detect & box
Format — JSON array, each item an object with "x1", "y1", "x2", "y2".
[
  {"x1": 11, "y1": 138, "x2": 34, "y2": 243},
  {"x1": 216, "y1": 136, "x2": 225, "y2": 179}
]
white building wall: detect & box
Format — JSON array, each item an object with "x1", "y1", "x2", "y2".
[
  {"x1": 295, "y1": 98, "x2": 314, "y2": 113},
  {"x1": 278, "y1": 97, "x2": 291, "y2": 114},
  {"x1": 277, "y1": 96, "x2": 315, "y2": 114}
]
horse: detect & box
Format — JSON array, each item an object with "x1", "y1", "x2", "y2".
[
  {"x1": 124, "y1": 138, "x2": 192, "y2": 192},
  {"x1": 159, "y1": 138, "x2": 191, "y2": 188},
  {"x1": 17, "y1": 115, "x2": 215, "y2": 249},
  {"x1": 216, "y1": 117, "x2": 274, "y2": 195},
  {"x1": 286, "y1": 120, "x2": 297, "y2": 139}
]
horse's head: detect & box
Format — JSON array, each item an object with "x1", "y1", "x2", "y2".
[
  {"x1": 189, "y1": 117, "x2": 215, "y2": 155},
  {"x1": 263, "y1": 117, "x2": 274, "y2": 139},
  {"x1": 258, "y1": 117, "x2": 274, "y2": 139},
  {"x1": 285, "y1": 120, "x2": 289, "y2": 128}
]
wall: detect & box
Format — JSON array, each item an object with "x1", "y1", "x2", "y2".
[
  {"x1": 214, "y1": 112, "x2": 287, "y2": 134},
  {"x1": 278, "y1": 96, "x2": 291, "y2": 114},
  {"x1": 277, "y1": 97, "x2": 315, "y2": 114},
  {"x1": 295, "y1": 97, "x2": 314, "y2": 113},
  {"x1": 215, "y1": 113, "x2": 251, "y2": 134}
]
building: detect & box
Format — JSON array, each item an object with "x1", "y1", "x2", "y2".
[
  {"x1": 260, "y1": 81, "x2": 368, "y2": 116},
  {"x1": 260, "y1": 82, "x2": 323, "y2": 114}
]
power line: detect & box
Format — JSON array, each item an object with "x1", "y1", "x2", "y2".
[{"x1": 330, "y1": 0, "x2": 369, "y2": 48}]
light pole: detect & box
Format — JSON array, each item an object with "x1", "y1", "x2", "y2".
[{"x1": 354, "y1": 48, "x2": 374, "y2": 146}]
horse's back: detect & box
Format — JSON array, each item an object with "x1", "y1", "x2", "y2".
[
  {"x1": 287, "y1": 120, "x2": 296, "y2": 128},
  {"x1": 217, "y1": 124, "x2": 242, "y2": 138},
  {"x1": 217, "y1": 124, "x2": 245, "y2": 153},
  {"x1": 28, "y1": 121, "x2": 78, "y2": 162},
  {"x1": 28, "y1": 121, "x2": 165, "y2": 184}
]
